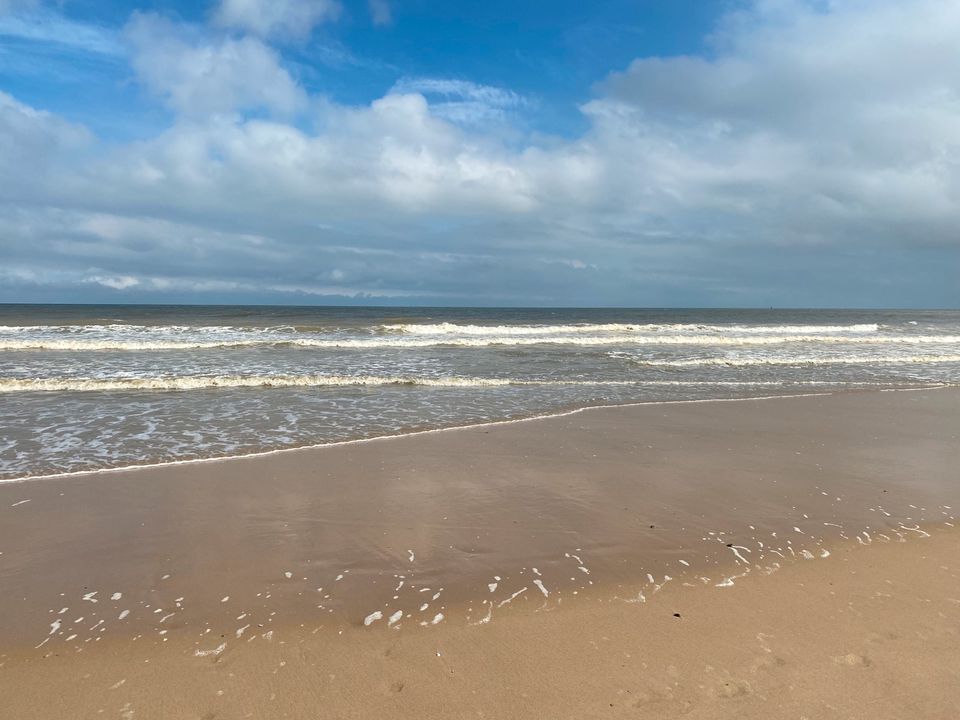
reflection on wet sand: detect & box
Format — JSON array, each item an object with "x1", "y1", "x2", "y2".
[{"x1": 1, "y1": 389, "x2": 959, "y2": 718}]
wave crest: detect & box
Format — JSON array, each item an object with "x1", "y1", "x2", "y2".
[
  {"x1": 382, "y1": 322, "x2": 882, "y2": 336},
  {"x1": 0, "y1": 375, "x2": 889, "y2": 394},
  {"x1": 2, "y1": 333, "x2": 958, "y2": 351},
  {"x1": 619, "y1": 354, "x2": 960, "y2": 368}
]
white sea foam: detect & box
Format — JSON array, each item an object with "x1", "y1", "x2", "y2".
[
  {"x1": 0, "y1": 321, "x2": 884, "y2": 335},
  {"x1": 384, "y1": 322, "x2": 653, "y2": 335},
  {"x1": 0, "y1": 338, "x2": 276, "y2": 351},
  {"x1": 382, "y1": 322, "x2": 882, "y2": 336},
  {"x1": 3, "y1": 308, "x2": 956, "y2": 484},
  {"x1": 0, "y1": 390, "x2": 910, "y2": 484},
  {"x1": 0, "y1": 374, "x2": 546, "y2": 392},
  {"x1": 0, "y1": 375, "x2": 884, "y2": 394},
  {"x1": 629, "y1": 353, "x2": 960, "y2": 368},
  {"x1": 195, "y1": 642, "x2": 226, "y2": 658},
  {"x1": 3, "y1": 332, "x2": 958, "y2": 351}
]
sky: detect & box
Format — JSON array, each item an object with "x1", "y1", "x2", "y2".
[{"x1": 0, "y1": 0, "x2": 958, "y2": 308}]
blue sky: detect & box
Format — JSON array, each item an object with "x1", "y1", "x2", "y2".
[
  {"x1": 1, "y1": 0, "x2": 720, "y2": 139},
  {"x1": 1, "y1": 0, "x2": 958, "y2": 307}
]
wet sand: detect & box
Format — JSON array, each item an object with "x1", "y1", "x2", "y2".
[{"x1": 2, "y1": 388, "x2": 960, "y2": 718}]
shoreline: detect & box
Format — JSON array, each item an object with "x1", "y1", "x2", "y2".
[
  {"x1": 3, "y1": 387, "x2": 960, "y2": 717},
  {"x1": 2, "y1": 383, "x2": 948, "y2": 485},
  {"x1": 2, "y1": 388, "x2": 958, "y2": 629}
]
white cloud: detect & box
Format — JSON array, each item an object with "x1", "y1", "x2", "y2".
[
  {"x1": 124, "y1": 13, "x2": 306, "y2": 116},
  {"x1": 73, "y1": 92, "x2": 536, "y2": 221},
  {"x1": 84, "y1": 274, "x2": 140, "y2": 290},
  {"x1": 2, "y1": 0, "x2": 960, "y2": 305},
  {"x1": 213, "y1": 0, "x2": 340, "y2": 40},
  {"x1": 0, "y1": 8, "x2": 123, "y2": 55},
  {"x1": 390, "y1": 78, "x2": 527, "y2": 126},
  {"x1": 0, "y1": 90, "x2": 89, "y2": 150},
  {"x1": 597, "y1": 0, "x2": 960, "y2": 233},
  {"x1": 0, "y1": 91, "x2": 91, "y2": 201}
]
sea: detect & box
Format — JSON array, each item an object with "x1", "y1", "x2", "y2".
[{"x1": 1, "y1": 305, "x2": 958, "y2": 481}]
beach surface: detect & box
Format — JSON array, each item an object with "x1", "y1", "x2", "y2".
[{"x1": 2, "y1": 388, "x2": 959, "y2": 718}]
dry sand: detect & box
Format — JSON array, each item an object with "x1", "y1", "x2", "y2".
[{"x1": 1, "y1": 388, "x2": 959, "y2": 718}]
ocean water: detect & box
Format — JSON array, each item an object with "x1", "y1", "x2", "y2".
[{"x1": 1, "y1": 305, "x2": 958, "y2": 480}]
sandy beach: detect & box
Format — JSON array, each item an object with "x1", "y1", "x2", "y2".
[
  {"x1": 4, "y1": 0, "x2": 960, "y2": 713},
  {"x1": 2, "y1": 388, "x2": 959, "y2": 718}
]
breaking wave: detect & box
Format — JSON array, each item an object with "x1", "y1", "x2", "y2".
[
  {"x1": 2, "y1": 334, "x2": 959, "y2": 352},
  {"x1": 620, "y1": 354, "x2": 960, "y2": 368},
  {"x1": 382, "y1": 322, "x2": 883, "y2": 336},
  {"x1": 0, "y1": 375, "x2": 883, "y2": 394}
]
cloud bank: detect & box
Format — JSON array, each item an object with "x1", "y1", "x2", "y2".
[{"x1": 1, "y1": 0, "x2": 958, "y2": 306}]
